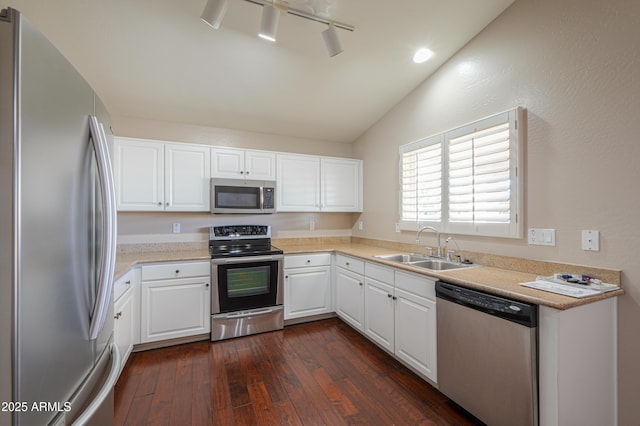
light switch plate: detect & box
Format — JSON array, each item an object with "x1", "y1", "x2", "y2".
[
  {"x1": 172, "y1": 223, "x2": 180, "y2": 234},
  {"x1": 528, "y1": 228, "x2": 556, "y2": 246},
  {"x1": 581, "y1": 230, "x2": 600, "y2": 251}
]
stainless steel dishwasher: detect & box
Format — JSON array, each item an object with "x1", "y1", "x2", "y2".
[{"x1": 436, "y1": 281, "x2": 538, "y2": 426}]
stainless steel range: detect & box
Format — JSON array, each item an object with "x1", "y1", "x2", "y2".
[{"x1": 209, "y1": 225, "x2": 284, "y2": 341}]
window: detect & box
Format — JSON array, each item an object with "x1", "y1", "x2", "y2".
[{"x1": 399, "y1": 108, "x2": 523, "y2": 238}]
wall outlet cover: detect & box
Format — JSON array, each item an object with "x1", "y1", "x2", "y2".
[{"x1": 581, "y1": 230, "x2": 600, "y2": 251}]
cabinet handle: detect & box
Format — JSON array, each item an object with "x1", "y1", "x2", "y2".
[
  {"x1": 240, "y1": 171, "x2": 244, "y2": 174},
  {"x1": 157, "y1": 202, "x2": 162, "y2": 206},
  {"x1": 175, "y1": 269, "x2": 180, "y2": 274},
  {"x1": 392, "y1": 296, "x2": 397, "y2": 300},
  {"x1": 346, "y1": 262, "x2": 350, "y2": 266},
  {"x1": 114, "y1": 312, "x2": 122, "y2": 319},
  {"x1": 285, "y1": 275, "x2": 289, "y2": 279},
  {"x1": 246, "y1": 171, "x2": 250, "y2": 175},
  {"x1": 166, "y1": 202, "x2": 169, "y2": 206},
  {"x1": 205, "y1": 283, "x2": 209, "y2": 287},
  {"x1": 359, "y1": 282, "x2": 363, "y2": 286},
  {"x1": 125, "y1": 280, "x2": 131, "y2": 285},
  {"x1": 306, "y1": 259, "x2": 311, "y2": 264},
  {"x1": 387, "y1": 294, "x2": 392, "y2": 298}
]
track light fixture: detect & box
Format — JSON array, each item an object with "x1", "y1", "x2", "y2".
[
  {"x1": 258, "y1": 3, "x2": 280, "y2": 42},
  {"x1": 321, "y1": 23, "x2": 343, "y2": 57},
  {"x1": 200, "y1": 0, "x2": 354, "y2": 57},
  {"x1": 201, "y1": 0, "x2": 229, "y2": 30}
]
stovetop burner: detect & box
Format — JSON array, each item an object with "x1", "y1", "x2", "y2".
[{"x1": 208, "y1": 225, "x2": 282, "y2": 259}]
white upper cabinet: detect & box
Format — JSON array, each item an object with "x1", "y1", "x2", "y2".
[
  {"x1": 276, "y1": 154, "x2": 321, "y2": 212},
  {"x1": 321, "y1": 157, "x2": 362, "y2": 212},
  {"x1": 114, "y1": 137, "x2": 211, "y2": 212},
  {"x1": 114, "y1": 138, "x2": 165, "y2": 211},
  {"x1": 115, "y1": 137, "x2": 362, "y2": 213},
  {"x1": 211, "y1": 147, "x2": 276, "y2": 181},
  {"x1": 165, "y1": 143, "x2": 211, "y2": 211},
  {"x1": 276, "y1": 153, "x2": 362, "y2": 212}
]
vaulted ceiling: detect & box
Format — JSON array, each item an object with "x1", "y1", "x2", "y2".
[{"x1": 7, "y1": 0, "x2": 514, "y2": 142}]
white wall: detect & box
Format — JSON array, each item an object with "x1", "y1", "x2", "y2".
[{"x1": 352, "y1": 0, "x2": 640, "y2": 423}]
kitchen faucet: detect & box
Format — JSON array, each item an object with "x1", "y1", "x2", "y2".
[{"x1": 415, "y1": 226, "x2": 443, "y2": 257}]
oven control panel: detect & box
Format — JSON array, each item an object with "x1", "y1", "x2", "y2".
[{"x1": 210, "y1": 225, "x2": 271, "y2": 239}]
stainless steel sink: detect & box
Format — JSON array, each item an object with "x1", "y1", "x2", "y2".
[
  {"x1": 374, "y1": 253, "x2": 476, "y2": 271},
  {"x1": 406, "y1": 259, "x2": 472, "y2": 271},
  {"x1": 375, "y1": 253, "x2": 430, "y2": 263}
]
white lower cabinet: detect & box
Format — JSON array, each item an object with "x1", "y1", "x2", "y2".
[
  {"x1": 335, "y1": 255, "x2": 365, "y2": 331},
  {"x1": 113, "y1": 268, "x2": 140, "y2": 377},
  {"x1": 284, "y1": 253, "x2": 332, "y2": 320},
  {"x1": 393, "y1": 271, "x2": 438, "y2": 383},
  {"x1": 360, "y1": 263, "x2": 438, "y2": 383},
  {"x1": 140, "y1": 261, "x2": 211, "y2": 343},
  {"x1": 364, "y1": 276, "x2": 395, "y2": 352}
]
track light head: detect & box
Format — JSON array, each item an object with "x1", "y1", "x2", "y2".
[
  {"x1": 259, "y1": 4, "x2": 280, "y2": 42},
  {"x1": 321, "y1": 23, "x2": 343, "y2": 57},
  {"x1": 201, "y1": 0, "x2": 229, "y2": 30}
]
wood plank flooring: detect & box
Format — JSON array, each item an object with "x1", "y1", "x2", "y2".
[{"x1": 115, "y1": 318, "x2": 483, "y2": 425}]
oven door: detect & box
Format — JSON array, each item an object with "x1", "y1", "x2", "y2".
[{"x1": 211, "y1": 255, "x2": 283, "y2": 313}]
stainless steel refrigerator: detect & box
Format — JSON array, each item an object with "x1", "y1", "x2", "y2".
[{"x1": 0, "y1": 8, "x2": 119, "y2": 426}]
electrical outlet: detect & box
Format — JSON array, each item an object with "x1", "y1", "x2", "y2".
[
  {"x1": 528, "y1": 228, "x2": 555, "y2": 246},
  {"x1": 395, "y1": 223, "x2": 400, "y2": 233},
  {"x1": 172, "y1": 223, "x2": 180, "y2": 234},
  {"x1": 358, "y1": 221, "x2": 363, "y2": 230},
  {"x1": 309, "y1": 220, "x2": 315, "y2": 231}
]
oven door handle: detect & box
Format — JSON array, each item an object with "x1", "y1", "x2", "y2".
[
  {"x1": 211, "y1": 254, "x2": 284, "y2": 264},
  {"x1": 224, "y1": 308, "x2": 276, "y2": 319}
]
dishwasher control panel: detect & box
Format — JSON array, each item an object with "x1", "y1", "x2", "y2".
[{"x1": 436, "y1": 281, "x2": 537, "y2": 327}]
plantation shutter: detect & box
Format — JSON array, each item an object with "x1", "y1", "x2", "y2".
[
  {"x1": 398, "y1": 108, "x2": 522, "y2": 237},
  {"x1": 448, "y1": 122, "x2": 511, "y2": 223},
  {"x1": 400, "y1": 135, "x2": 442, "y2": 225}
]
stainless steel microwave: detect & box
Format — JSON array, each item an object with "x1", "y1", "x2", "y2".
[{"x1": 210, "y1": 178, "x2": 276, "y2": 214}]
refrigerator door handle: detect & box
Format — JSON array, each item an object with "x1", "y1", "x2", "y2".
[
  {"x1": 88, "y1": 116, "x2": 117, "y2": 340},
  {"x1": 71, "y1": 343, "x2": 121, "y2": 426}
]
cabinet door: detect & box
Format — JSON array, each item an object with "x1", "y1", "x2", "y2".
[
  {"x1": 335, "y1": 268, "x2": 365, "y2": 331},
  {"x1": 140, "y1": 277, "x2": 211, "y2": 343},
  {"x1": 245, "y1": 150, "x2": 276, "y2": 180},
  {"x1": 284, "y1": 266, "x2": 331, "y2": 320},
  {"x1": 114, "y1": 286, "x2": 136, "y2": 377},
  {"x1": 114, "y1": 138, "x2": 164, "y2": 211},
  {"x1": 321, "y1": 157, "x2": 363, "y2": 212},
  {"x1": 394, "y1": 287, "x2": 437, "y2": 383},
  {"x1": 165, "y1": 143, "x2": 211, "y2": 211},
  {"x1": 276, "y1": 154, "x2": 321, "y2": 212},
  {"x1": 211, "y1": 147, "x2": 245, "y2": 179},
  {"x1": 364, "y1": 277, "x2": 395, "y2": 352}
]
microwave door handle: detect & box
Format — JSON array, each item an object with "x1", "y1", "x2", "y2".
[
  {"x1": 88, "y1": 116, "x2": 117, "y2": 340},
  {"x1": 260, "y1": 186, "x2": 264, "y2": 211}
]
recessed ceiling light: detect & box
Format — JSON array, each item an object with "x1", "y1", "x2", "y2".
[{"x1": 413, "y1": 48, "x2": 433, "y2": 64}]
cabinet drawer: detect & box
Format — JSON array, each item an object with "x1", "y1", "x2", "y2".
[
  {"x1": 335, "y1": 255, "x2": 364, "y2": 275},
  {"x1": 284, "y1": 253, "x2": 332, "y2": 269},
  {"x1": 114, "y1": 269, "x2": 135, "y2": 301},
  {"x1": 365, "y1": 262, "x2": 394, "y2": 284},
  {"x1": 141, "y1": 261, "x2": 210, "y2": 281},
  {"x1": 395, "y1": 271, "x2": 436, "y2": 301}
]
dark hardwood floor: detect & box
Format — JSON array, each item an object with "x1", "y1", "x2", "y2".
[{"x1": 114, "y1": 318, "x2": 482, "y2": 425}]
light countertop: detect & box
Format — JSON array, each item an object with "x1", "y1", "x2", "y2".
[{"x1": 115, "y1": 239, "x2": 623, "y2": 310}]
